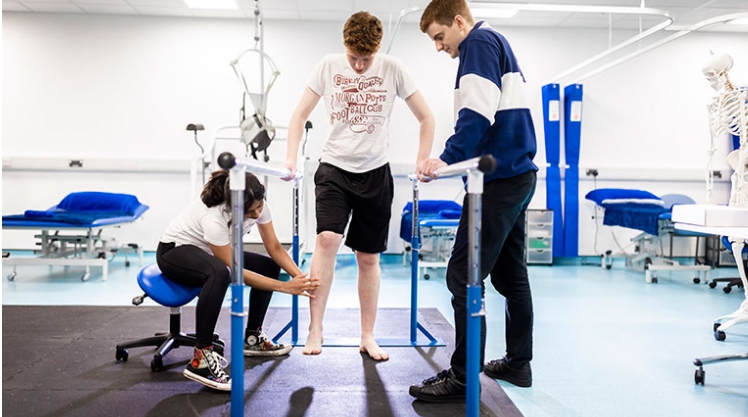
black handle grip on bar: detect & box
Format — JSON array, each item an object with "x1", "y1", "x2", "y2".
[
  {"x1": 218, "y1": 152, "x2": 236, "y2": 170},
  {"x1": 477, "y1": 155, "x2": 497, "y2": 174}
]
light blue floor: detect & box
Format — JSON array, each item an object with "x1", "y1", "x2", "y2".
[{"x1": 3, "y1": 251, "x2": 747, "y2": 417}]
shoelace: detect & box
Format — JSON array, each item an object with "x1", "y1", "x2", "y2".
[
  {"x1": 204, "y1": 350, "x2": 230, "y2": 379},
  {"x1": 423, "y1": 369, "x2": 451, "y2": 385}
]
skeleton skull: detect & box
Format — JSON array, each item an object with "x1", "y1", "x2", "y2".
[{"x1": 702, "y1": 53, "x2": 734, "y2": 91}]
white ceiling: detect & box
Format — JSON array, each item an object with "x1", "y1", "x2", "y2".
[{"x1": 2, "y1": 0, "x2": 747, "y2": 31}]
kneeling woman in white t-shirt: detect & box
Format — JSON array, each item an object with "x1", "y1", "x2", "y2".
[{"x1": 157, "y1": 170, "x2": 319, "y2": 391}]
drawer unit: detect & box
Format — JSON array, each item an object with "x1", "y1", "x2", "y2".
[
  {"x1": 706, "y1": 235, "x2": 748, "y2": 267},
  {"x1": 527, "y1": 248, "x2": 553, "y2": 264},
  {"x1": 528, "y1": 236, "x2": 551, "y2": 250},
  {"x1": 525, "y1": 209, "x2": 553, "y2": 265}
]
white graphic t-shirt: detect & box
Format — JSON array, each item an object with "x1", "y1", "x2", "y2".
[
  {"x1": 308, "y1": 53, "x2": 417, "y2": 173},
  {"x1": 160, "y1": 199, "x2": 272, "y2": 255}
]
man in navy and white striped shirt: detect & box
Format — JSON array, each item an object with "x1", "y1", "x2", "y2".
[{"x1": 410, "y1": 0, "x2": 538, "y2": 403}]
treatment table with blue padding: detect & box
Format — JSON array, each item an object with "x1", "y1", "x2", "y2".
[
  {"x1": 585, "y1": 188, "x2": 670, "y2": 235},
  {"x1": 2, "y1": 192, "x2": 149, "y2": 281},
  {"x1": 400, "y1": 200, "x2": 462, "y2": 279},
  {"x1": 585, "y1": 188, "x2": 711, "y2": 284}
]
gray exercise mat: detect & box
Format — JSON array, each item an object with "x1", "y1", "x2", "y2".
[{"x1": 2, "y1": 306, "x2": 522, "y2": 417}]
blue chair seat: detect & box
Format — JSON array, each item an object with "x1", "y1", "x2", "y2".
[
  {"x1": 116, "y1": 264, "x2": 222, "y2": 372},
  {"x1": 137, "y1": 264, "x2": 201, "y2": 308}
]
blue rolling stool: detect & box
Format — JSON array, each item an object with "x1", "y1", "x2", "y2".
[
  {"x1": 707, "y1": 236, "x2": 747, "y2": 296},
  {"x1": 115, "y1": 264, "x2": 225, "y2": 371}
]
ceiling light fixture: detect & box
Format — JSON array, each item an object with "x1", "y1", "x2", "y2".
[
  {"x1": 470, "y1": 3, "x2": 519, "y2": 19},
  {"x1": 183, "y1": 0, "x2": 238, "y2": 10}
]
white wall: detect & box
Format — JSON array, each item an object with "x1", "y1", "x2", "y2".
[{"x1": 3, "y1": 12, "x2": 747, "y2": 257}]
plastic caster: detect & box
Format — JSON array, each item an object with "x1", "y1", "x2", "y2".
[
  {"x1": 424, "y1": 274, "x2": 430, "y2": 280},
  {"x1": 713, "y1": 322, "x2": 721, "y2": 332},
  {"x1": 693, "y1": 277, "x2": 701, "y2": 284},
  {"x1": 605, "y1": 264, "x2": 612, "y2": 270},
  {"x1": 694, "y1": 368, "x2": 705, "y2": 385},
  {"x1": 151, "y1": 357, "x2": 164, "y2": 372},
  {"x1": 81, "y1": 273, "x2": 90, "y2": 282},
  {"x1": 125, "y1": 260, "x2": 131, "y2": 267},
  {"x1": 115, "y1": 348, "x2": 129, "y2": 362},
  {"x1": 132, "y1": 295, "x2": 145, "y2": 306},
  {"x1": 651, "y1": 277, "x2": 658, "y2": 284},
  {"x1": 714, "y1": 330, "x2": 726, "y2": 341},
  {"x1": 723, "y1": 286, "x2": 732, "y2": 294},
  {"x1": 7, "y1": 272, "x2": 16, "y2": 281},
  {"x1": 709, "y1": 282, "x2": 717, "y2": 289}
]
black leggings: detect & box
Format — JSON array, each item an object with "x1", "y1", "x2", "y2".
[{"x1": 156, "y1": 242, "x2": 281, "y2": 348}]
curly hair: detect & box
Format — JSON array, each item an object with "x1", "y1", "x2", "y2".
[
  {"x1": 420, "y1": 0, "x2": 474, "y2": 33},
  {"x1": 343, "y1": 11, "x2": 382, "y2": 55},
  {"x1": 201, "y1": 170, "x2": 265, "y2": 215}
]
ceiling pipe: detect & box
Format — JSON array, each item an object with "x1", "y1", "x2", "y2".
[
  {"x1": 573, "y1": 12, "x2": 748, "y2": 83},
  {"x1": 385, "y1": 3, "x2": 673, "y2": 60}
]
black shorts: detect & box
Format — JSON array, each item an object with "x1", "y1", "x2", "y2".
[{"x1": 314, "y1": 162, "x2": 394, "y2": 253}]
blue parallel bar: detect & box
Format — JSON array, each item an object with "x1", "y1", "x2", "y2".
[
  {"x1": 291, "y1": 234, "x2": 300, "y2": 344},
  {"x1": 410, "y1": 184, "x2": 420, "y2": 344},
  {"x1": 272, "y1": 185, "x2": 301, "y2": 345},
  {"x1": 410, "y1": 238, "x2": 419, "y2": 344},
  {"x1": 465, "y1": 284, "x2": 482, "y2": 417},
  {"x1": 230, "y1": 284, "x2": 244, "y2": 417}
]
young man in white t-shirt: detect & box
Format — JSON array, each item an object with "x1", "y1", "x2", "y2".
[{"x1": 284, "y1": 11, "x2": 435, "y2": 361}]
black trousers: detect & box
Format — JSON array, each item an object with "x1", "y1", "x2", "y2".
[
  {"x1": 447, "y1": 170, "x2": 537, "y2": 380},
  {"x1": 156, "y1": 242, "x2": 281, "y2": 348}
]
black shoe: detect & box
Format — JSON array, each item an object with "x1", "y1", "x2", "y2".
[
  {"x1": 483, "y1": 357, "x2": 532, "y2": 387},
  {"x1": 409, "y1": 369, "x2": 466, "y2": 403}
]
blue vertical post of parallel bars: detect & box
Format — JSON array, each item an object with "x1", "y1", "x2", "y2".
[
  {"x1": 541, "y1": 83, "x2": 564, "y2": 258},
  {"x1": 563, "y1": 84, "x2": 583, "y2": 257}
]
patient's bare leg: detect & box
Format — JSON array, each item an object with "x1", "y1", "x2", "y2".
[
  {"x1": 357, "y1": 251, "x2": 388, "y2": 361},
  {"x1": 304, "y1": 231, "x2": 342, "y2": 355}
]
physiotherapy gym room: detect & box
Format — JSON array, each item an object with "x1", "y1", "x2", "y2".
[{"x1": 2, "y1": 0, "x2": 748, "y2": 416}]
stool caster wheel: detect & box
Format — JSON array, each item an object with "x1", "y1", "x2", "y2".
[
  {"x1": 115, "y1": 348, "x2": 129, "y2": 362},
  {"x1": 694, "y1": 367, "x2": 705, "y2": 385},
  {"x1": 424, "y1": 274, "x2": 430, "y2": 280},
  {"x1": 125, "y1": 260, "x2": 131, "y2": 267},
  {"x1": 81, "y1": 273, "x2": 90, "y2": 282},
  {"x1": 151, "y1": 356, "x2": 165, "y2": 372},
  {"x1": 651, "y1": 277, "x2": 658, "y2": 284},
  {"x1": 723, "y1": 286, "x2": 732, "y2": 294},
  {"x1": 713, "y1": 322, "x2": 721, "y2": 332},
  {"x1": 7, "y1": 272, "x2": 16, "y2": 281},
  {"x1": 693, "y1": 277, "x2": 701, "y2": 284},
  {"x1": 709, "y1": 282, "x2": 717, "y2": 289},
  {"x1": 714, "y1": 330, "x2": 726, "y2": 341}
]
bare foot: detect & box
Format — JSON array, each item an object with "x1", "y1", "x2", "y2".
[
  {"x1": 360, "y1": 337, "x2": 388, "y2": 361},
  {"x1": 303, "y1": 330, "x2": 323, "y2": 355}
]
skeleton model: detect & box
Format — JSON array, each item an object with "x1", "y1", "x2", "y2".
[{"x1": 702, "y1": 53, "x2": 748, "y2": 333}]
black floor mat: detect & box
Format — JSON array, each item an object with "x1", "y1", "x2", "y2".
[{"x1": 3, "y1": 305, "x2": 522, "y2": 417}]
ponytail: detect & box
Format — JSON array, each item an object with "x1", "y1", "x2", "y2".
[{"x1": 201, "y1": 170, "x2": 266, "y2": 215}]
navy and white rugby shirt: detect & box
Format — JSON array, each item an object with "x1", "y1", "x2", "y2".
[{"x1": 440, "y1": 21, "x2": 538, "y2": 182}]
